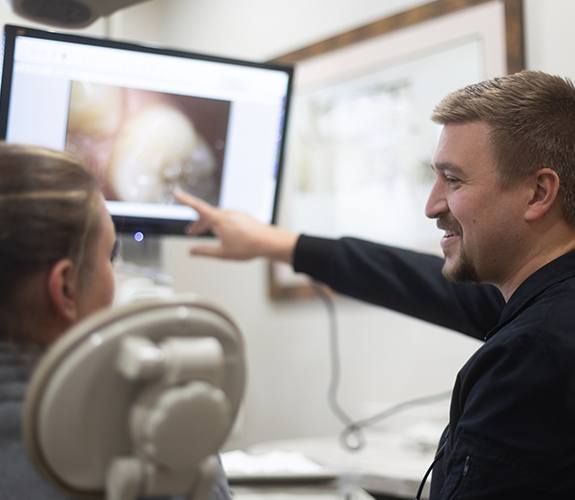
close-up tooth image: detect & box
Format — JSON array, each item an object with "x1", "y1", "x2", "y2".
[
  {"x1": 65, "y1": 83, "x2": 230, "y2": 205},
  {"x1": 108, "y1": 103, "x2": 217, "y2": 204},
  {"x1": 67, "y1": 82, "x2": 123, "y2": 136}
]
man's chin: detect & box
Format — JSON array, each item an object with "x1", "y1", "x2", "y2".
[
  {"x1": 441, "y1": 255, "x2": 480, "y2": 283},
  {"x1": 441, "y1": 259, "x2": 459, "y2": 282}
]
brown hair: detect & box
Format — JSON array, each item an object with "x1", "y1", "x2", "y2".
[
  {"x1": 432, "y1": 70, "x2": 575, "y2": 224},
  {"x1": 0, "y1": 143, "x2": 101, "y2": 344}
]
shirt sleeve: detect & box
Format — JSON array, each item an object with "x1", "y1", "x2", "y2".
[{"x1": 293, "y1": 235, "x2": 504, "y2": 340}]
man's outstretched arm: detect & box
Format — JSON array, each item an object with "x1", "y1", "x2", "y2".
[{"x1": 175, "y1": 192, "x2": 504, "y2": 339}]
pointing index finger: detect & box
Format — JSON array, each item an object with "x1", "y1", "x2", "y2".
[{"x1": 173, "y1": 189, "x2": 218, "y2": 221}]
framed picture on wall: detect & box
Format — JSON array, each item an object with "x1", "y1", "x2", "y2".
[{"x1": 268, "y1": 0, "x2": 524, "y2": 300}]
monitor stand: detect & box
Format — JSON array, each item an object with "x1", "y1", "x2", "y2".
[{"x1": 114, "y1": 233, "x2": 176, "y2": 305}]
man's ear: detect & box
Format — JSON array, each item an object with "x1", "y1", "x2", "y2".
[
  {"x1": 524, "y1": 168, "x2": 561, "y2": 222},
  {"x1": 47, "y1": 258, "x2": 78, "y2": 322}
]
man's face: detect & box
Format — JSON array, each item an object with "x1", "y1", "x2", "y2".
[{"x1": 426, "y1": 122, "x2": 530, "y2": 285}]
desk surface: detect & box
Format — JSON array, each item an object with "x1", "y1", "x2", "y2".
[
  {"x1": 225, "y1": 431, "x2": 438, "y2": 499},
  {"x1": 232, "y1": 483, "x2": 375, "y2": 500}
]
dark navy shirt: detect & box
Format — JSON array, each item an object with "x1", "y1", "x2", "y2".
[{"x1": 294, "y1": 235, "x2": 575, "y2": 500}]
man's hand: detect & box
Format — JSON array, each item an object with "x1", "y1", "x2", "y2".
[{"x1": 174, "y1": 190, "x2": 298, "y2": 263}]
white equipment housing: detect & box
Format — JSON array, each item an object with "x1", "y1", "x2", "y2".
[{"x1": 23, "y1": 298, "x2": 246, "y2": 500}]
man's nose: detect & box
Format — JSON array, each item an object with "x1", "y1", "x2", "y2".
[{"x1": 425, "y1": 181, "x2": 448, "y2": 219}]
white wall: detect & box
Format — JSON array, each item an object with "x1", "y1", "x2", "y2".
[
  {"x1": 522, "y1": 0, "x2": 575, "y2": 74},
  {"x1": 116, "y1": 0, "x2": 429, "y2": 60},
  {"x1": 5, "y1": 0, "x2": 575, "y2": 449}
]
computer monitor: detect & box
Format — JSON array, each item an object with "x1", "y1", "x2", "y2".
[{"x1": 0, "y1": 25, "x2": 293, "y2": 235}]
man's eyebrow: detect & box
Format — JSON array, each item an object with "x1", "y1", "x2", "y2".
[{"x1": 431, "y1": 162, "x2": 465, "y2": 175}]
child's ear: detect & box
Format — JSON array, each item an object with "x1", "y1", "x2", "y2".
[{"x1": 47, "y1": 258, "x2": 78, "y2": 322}]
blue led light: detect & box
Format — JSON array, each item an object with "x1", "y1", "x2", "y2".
[{"x1": 134, "y1": 231, "x2": 144, "y2": 242}]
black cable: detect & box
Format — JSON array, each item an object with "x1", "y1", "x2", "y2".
[
  {"x1": 414, "y1": 431, "x2": 448, "y2": 500},
  {"x1": 414, "y1": 450, "x2": 442, "y2": 500},
  {"x1": 311, "y1": 281, "x2": 451, "y2": 452}
]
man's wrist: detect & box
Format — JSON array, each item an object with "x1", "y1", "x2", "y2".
[{"x1": 263, "y1": 227, "x2": 298, "y2": 264}]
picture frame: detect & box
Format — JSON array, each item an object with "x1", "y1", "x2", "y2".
[{"x1": 268, "y1": 0, "x2": 524, "y2": 300}]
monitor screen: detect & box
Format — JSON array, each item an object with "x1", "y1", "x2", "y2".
[{"x1": 0, "y1": 25, "x2": 293, "y2": 235}]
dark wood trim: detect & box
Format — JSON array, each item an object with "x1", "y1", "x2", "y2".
[
  {"x1": 268, "y1": 263, "x2": 315, "y2": 300},
  {"x1": 269, "y1": 0, "x2": 524, "y2": 71},
  {"x1": 268, "y1": 262, "x2": 334, "y2": 301},
  {"x1": 504, "y1": 0, "x2": 525, "y2": 73}
]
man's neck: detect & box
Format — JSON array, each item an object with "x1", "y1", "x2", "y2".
[{"x1": 498, "y1": 227, "x2": 575, "y2": 301}]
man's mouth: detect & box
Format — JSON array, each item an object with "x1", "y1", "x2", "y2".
[
  {"x1": 437, "y1": 219, "x2": 462, "y2": 251},
  {"x1": 438, "y1": 222, "x2": 461, "y2": 251}
]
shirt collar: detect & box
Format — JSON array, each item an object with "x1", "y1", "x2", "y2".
[{"x1": 484, "y1": 251, "x2": 575, "y2": 340}]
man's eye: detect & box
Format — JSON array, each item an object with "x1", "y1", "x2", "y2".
[{"x1": 445, "y1": 176, "x2": 460, "y2": 185}]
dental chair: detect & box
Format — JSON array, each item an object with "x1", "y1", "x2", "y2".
[{"x1": 22, "y1": 298, "x2": 245, "y2": 500}]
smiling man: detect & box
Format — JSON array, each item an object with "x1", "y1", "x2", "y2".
[{"x1": 175, "y1": 70, "x2": 575, "y2": 499}]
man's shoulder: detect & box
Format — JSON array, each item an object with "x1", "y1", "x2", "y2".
[
  {"x1": 530, "y1": 275, "x2": 575, "y2": 326},
  {"x1": 500, "y1": 278, "x2": 575, "y2": 352}
]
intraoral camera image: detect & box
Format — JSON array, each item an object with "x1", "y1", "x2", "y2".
[{"x1": 66, "y1": 82, "x2": 230, "y2": 206}]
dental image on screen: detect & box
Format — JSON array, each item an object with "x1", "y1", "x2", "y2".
[
  {"x1": 66, "y1": 83, "x2": 230, "y2": 206},
  {"x1": 0, "y1": 26, "x2": 292, "y2": 233}
]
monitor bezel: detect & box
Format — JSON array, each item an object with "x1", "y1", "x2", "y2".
[{"x1": 0, "y1": 24, "x2": 294, "y2": 236}]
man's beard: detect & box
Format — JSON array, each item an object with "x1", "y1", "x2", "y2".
[
  {"x1": 442, "y1": 245, "x2": 481, "y2": 283},
  {"x1": 438, "y1": 216, "x2": 481, "y2": 283}
]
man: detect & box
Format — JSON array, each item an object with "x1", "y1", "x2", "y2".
[{"x1": 176, "y1": 70, "x2": 575, "y2": 499}]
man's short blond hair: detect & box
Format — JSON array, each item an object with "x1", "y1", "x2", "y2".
[{"x1": 432, "y1": 70, "x2": 575, "y2": 225}]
